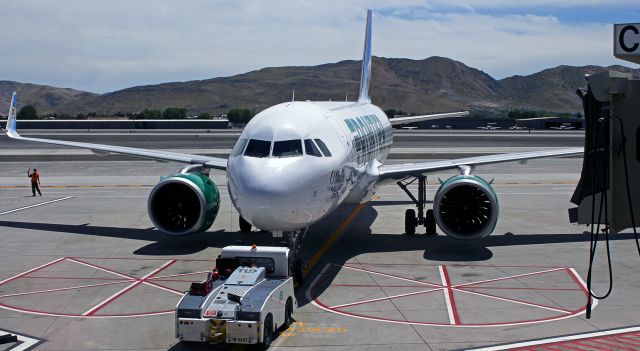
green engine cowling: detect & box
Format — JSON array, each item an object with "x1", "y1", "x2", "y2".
[
  {"x1": 433, "y1": 175, "x2": 499, "y2": 240},
  {"x1": 148, "y1": 172, "x2": 220, "y2": 235}
]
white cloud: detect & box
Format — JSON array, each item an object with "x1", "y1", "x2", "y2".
[{"x1": 0, "y1": 0, "x2": 626, "y2": 93}]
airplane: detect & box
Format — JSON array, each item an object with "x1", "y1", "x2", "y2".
[
  {"x1": 477, "y1": 123, "x2": 501, "y2": 130},
  {"x1": 4, "y1": 10, "x2": 582, "y2": 273},
  {"x1": 550, "y1": 124, "x2": 576, "y2": 130}
]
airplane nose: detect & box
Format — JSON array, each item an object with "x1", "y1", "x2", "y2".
[{"x1": 227, "y1": 157, "x2": 315, "y2": 231}]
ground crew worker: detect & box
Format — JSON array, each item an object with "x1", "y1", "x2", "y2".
[{"x1": 27, "y1": 168, "x2": 42, "y2": 196}]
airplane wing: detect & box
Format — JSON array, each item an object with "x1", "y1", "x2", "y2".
[
  {"x1": 377, "y1": 147, "x2": 582, "y2": 180},
  {"x1": 3, "y1": 92, "x2": 227, "y2": 170},
  {"x1": 388, "y1": 111, "x2": 469, "y2": 126}
]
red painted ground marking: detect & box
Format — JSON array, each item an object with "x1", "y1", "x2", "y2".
[
  {"x1": 0, "y1": 280, "x2": 131, "y2": 298},
  {"x1": 70, "y1": 256, "x2": 212, "y2": 262},
  {"x1": 21, "y1": 276, "x2": 137, "y2": 281},
  {"x1": 331, "y1": 284, "x2": 433, "y2": 288},
  {"x1": 0, "y1": 257, "x2": 66, "y2": 286},
  {"x1": 454, "y1": 287, "x2": 571, "y2": 314},
  {"x1": 150, "y1": 271, "x2": 209, "y2": 279},
  {"x1": 353, "y1": 262, "x2": 562, "y2": 269},
  {"x1": 342, "y1": 264, "x2": 443, "y2": 288},
  {"x1": 453, "y1": 267, "x2": 565, "y2": 288},
  {"x1": 470, "y1": 328, "x2": 640, "y2": 350},
  {"x1": 440, "y1": 265, "x2": 461, "y2": 325},
  {"x1": 0, "y1": 257, "x2": 210, "y2": 318},
  {"x1": 66, "y1": 257, "x2": 138, "y2": 280},
  {"x1": 82, "y1": 260, "x2": 176, "y2": 316},
  {"x1": 330, "y1": 288, "x2": 442, "y2": 309},
  {"x1": 590, "y1": 338, "x2": 637, "y2": 351},
  {"x1": 462, "y1": 286, "x2": 581, "y2": 292},
  {"x1": 310, "y1": 263, "x2": 594, "y2": 328}
]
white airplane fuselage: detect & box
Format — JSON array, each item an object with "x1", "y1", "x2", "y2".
[{"x1": 227, "y1": 100, "x2": 393, "y2": 231}]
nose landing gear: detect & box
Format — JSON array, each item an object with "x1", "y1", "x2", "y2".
[
  {"x1": 398, "y1": 175, "x2": 437, "y2": 236},
  {"x1": 239, "y1": 216, "x2": 252, "y2": 232}
]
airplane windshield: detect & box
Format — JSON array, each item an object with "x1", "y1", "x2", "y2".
[
  {"x1": 244, "y1": 139, "x2": 271, "y2": 158},
  {"x1": 314, "y1": 139, "x2": 332, "y2": 157},
  {"x1": 304, "y1": 139, "x2": 322, "y2": 157},
  {"x1": 231, "y1": 138, "x2": 248, "y2": 157},
  {"x1": 273, "y1": 139, "x2": 303, "y2": 157}
]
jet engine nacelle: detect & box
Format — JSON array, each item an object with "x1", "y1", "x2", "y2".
[
  {"x1": 148, "y1": 172, "x2": 220, "y2": 235},
  {"x1": 433, "y1": 175, "x2": 499, "y2": 240}
]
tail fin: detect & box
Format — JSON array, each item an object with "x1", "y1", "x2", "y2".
[
  {"x1": 6, "y1": 92, "x2": 19, "y2": 138},
  {"x1": 358, "y1": 9, "x2": 372, "y2": 103}
]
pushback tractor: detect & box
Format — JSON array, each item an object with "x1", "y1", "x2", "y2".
[{"x1": 175, "y1": 245, "x2": 297, "y2": 348}]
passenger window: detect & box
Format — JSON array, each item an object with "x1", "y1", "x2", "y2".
[
  {"x1": 231, "y1": 138, "x2": 248, "y2": 157},
  {"x1": 273, "y1": 139, "x2": 303, "y2": 157},
  {"x1": 244, "y1": 139, "x2": 271, "y2": 158},
  {"x1": 314, "y1": 139, "x2": 332, "y2": 157},
  {"x1": 304, "y1": 139, "x2": 322, "y2": 157}
]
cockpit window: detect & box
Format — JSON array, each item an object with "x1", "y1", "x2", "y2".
[
  {"x1": 231, "y1": 138, "x2": 248, "y2": 157},
  {"x1": 273, "y1": 139, "x2": 303, "y2": 157},
  {"x1": 314, "y1": 139, "x2": 332, "y2": 157},
  {"x1": 304, "y1": 139, "x2": 322, "y2": 157},
  {"x1": 244, "y1": 139, "x2": 271, "y2": 158}
]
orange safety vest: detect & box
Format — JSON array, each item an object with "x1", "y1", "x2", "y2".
[{"x1": 29, "y1": 173, "x2": 39, "y2": 183}]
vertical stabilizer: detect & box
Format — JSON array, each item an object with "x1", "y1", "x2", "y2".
[
  {"x1": 6, "y1": 92, "x2": 19, "y2": 137},
  {"x1": 358, "y1": 9, "x2": 372, "y2": 103}
]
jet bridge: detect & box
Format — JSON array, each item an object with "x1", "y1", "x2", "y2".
[{"x1": 569, "y1": 70, "x2": 640, "y2": 233}]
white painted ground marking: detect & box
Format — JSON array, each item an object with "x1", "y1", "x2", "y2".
[
  {"x1": 0, "y1": 329, "x2": 41, "y2": 351},
  {"x1": 439, "y1": 265, "x2": 456, "y2": 325},
  {"x1": 0, "y1": 196, "x2": 74, "y2": 216},
  {"x1": 453, "y1": 288, "x2": 571, "y2": 314},
  {"x1": 329, "y1": 287, "x2": 442, "y2": 309},
  {"x1": 0, "y1": 257, "x2": 66, "y2": 286},
  {"x1": 466, "y1": 326, "x2": 640, "y2": 351},
  {"x1": 341, "y1": 264, "x2": 443, "y2": 288},
  {"x1": 81, "y1": 260, "x2": 175, "y2": 316}
]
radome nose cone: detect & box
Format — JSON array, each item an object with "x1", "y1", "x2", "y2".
[{"x1": 227, "y1": 157, "x2": 311, "y2": 231}]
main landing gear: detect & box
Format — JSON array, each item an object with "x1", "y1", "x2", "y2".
[{"x1": 397, "y1": 175, "x2": 436, "y2": 236}]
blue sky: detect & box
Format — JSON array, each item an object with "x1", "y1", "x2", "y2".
[{"x1": 0, "y1": 1, "x2": 637, "y2": 93}]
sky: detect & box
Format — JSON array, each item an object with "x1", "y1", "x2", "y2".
[{"x1": 1, "y1": 0, "x2": 638, "y2": 93}]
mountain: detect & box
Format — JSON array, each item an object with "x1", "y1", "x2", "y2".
[
  {"x1": 0, "y1": 81, "x2": 96, "y2": 115},
  {"x1": 1, "y1": 58, "x2": 633, "y2": 116},
  {"x1": 498, "y1": 65, "x2": 636, "y2": 112}
]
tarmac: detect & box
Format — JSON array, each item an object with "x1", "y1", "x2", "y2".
[{"x1": 1, "y1": 129, "x2": 639, "y2": 351}]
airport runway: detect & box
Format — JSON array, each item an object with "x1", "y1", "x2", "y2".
[{"x1": 2, "y1": 131, "x2": 639, "y2": 351}]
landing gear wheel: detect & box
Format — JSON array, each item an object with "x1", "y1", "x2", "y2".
[
  {"x1": 284, "y1": 298, "x2": 293, "y2": 328},
  {"x1": 405, "y1": 209, "x2": 417, "y2": 235},
  {"x1": 239, "y1": 216, "x2": 252, "y2": 232},
  {"x1": 260, "y1": 314, "x2": 273, "y2": 349},
  {"x1": 425, "y1": 209, "x2": 436, "y2": 235}
]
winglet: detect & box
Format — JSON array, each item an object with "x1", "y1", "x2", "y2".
[
  {"x1": 6, "y1": 92, "x2": 20, "y2": 138},
  {"x1": 358, "y1": 9, "x2": 372, "y2": 103}
]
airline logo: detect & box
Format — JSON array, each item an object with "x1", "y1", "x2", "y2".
[{"x1": 344, "y1": 114, "x2": 387, "y2": 163}]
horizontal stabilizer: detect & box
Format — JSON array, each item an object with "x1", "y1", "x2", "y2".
[{"x1": 388, "y1": 111, "x2": 469, "y2": 126}]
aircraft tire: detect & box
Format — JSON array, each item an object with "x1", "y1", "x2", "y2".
[
  {"x1": 405, "y1": 209, "x2": 417, "y2": 235},
  {"x1": 425, "y1": 209, "x2": 436, "y2": 235}
]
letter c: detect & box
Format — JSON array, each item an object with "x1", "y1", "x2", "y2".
[{"x1": 619, "y1": 25, "x2": 639, "y2": 53}]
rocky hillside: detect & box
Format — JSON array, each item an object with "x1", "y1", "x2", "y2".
[
  {"x1": 2, "y1": 58, "x2": 634, "y2": 116},
  {"x1": 0, "y1": 81, "x2": 96, "y2": 115}
]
